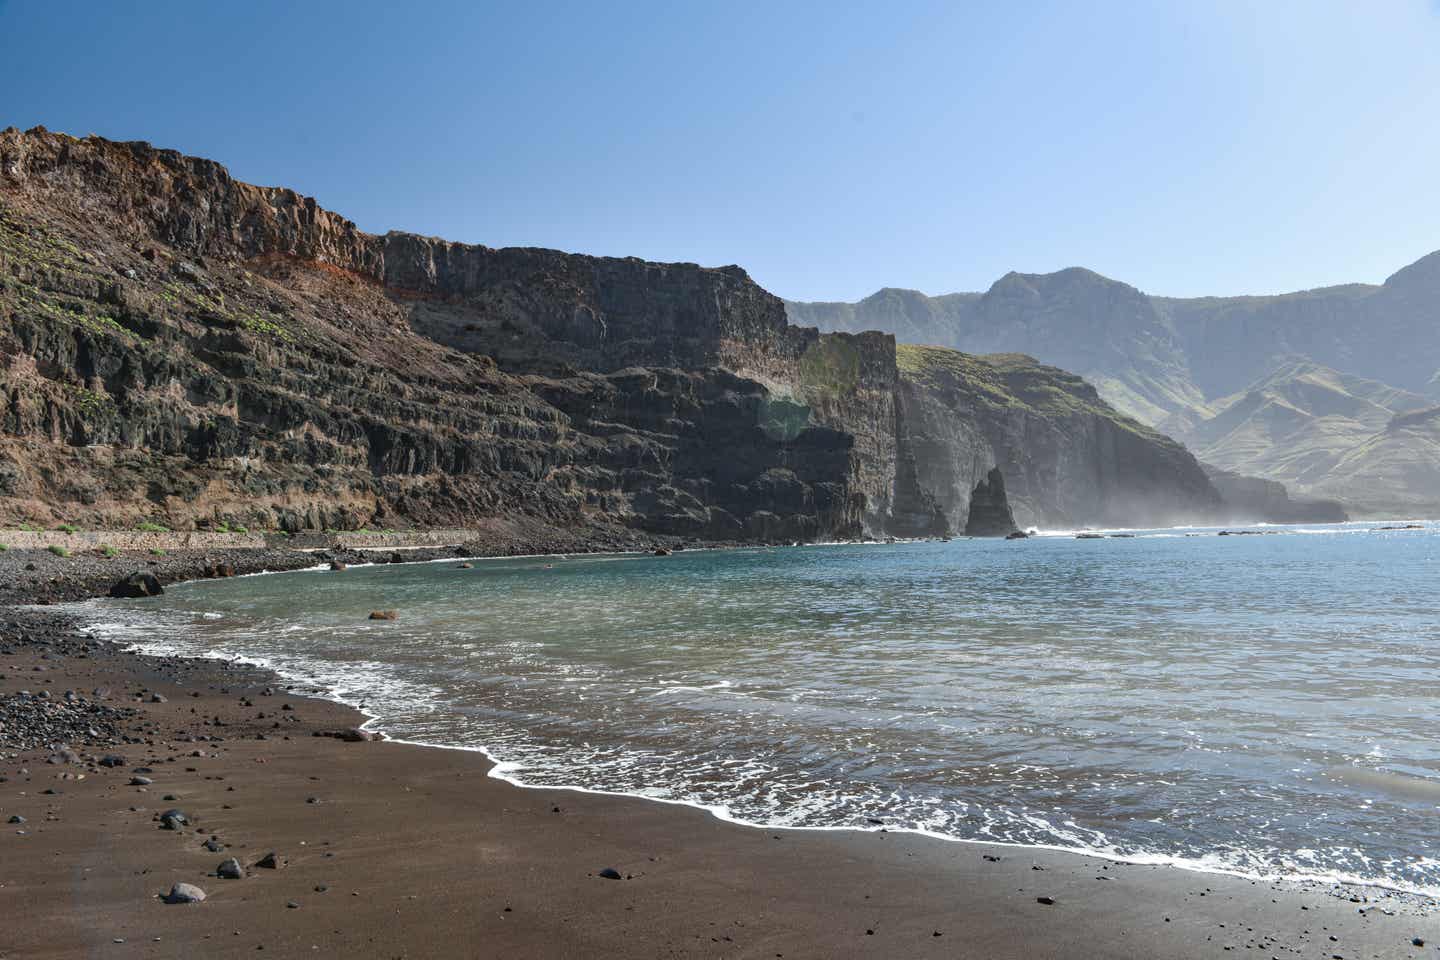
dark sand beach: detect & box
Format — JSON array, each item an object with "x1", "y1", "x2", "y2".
[{"x1": 1, "y1": 547, "x2": 1435, "y2": 959}]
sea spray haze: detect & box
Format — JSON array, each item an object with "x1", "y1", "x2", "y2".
[{"x1": 80, "y1": 523, "x2": 1440, "y2": 896}]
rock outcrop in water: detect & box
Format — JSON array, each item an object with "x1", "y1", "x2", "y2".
[
  {"x1": 0, "y1": 127, "x2": 1223, "y2": 538},
  {"x1": 962, "y1": 468, "x2": 1019, "y2": 537}
]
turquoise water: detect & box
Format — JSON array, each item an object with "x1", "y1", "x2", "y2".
[{"x1": 77, "y1": 522, "x2": 1440, "y2": 894}]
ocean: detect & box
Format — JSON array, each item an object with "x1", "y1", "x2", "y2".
[{"x1": 71, "y1": 521, "x2": 1440, "y2": 895}]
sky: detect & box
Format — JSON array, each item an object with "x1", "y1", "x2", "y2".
[{"x1": 1, "y1": 1, "x2": 1437, "y2": 302}]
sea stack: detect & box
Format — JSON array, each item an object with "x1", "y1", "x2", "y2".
[{"x1": 964, "y1": 468, "x2": 1020, "y2": 537}]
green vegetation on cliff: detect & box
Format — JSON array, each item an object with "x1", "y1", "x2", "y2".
[{"x1": 897, "y1": 345, "x2": 1156, "y2": 438}]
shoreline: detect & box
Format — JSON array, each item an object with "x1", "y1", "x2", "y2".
[
  {"x1": 2, "y1": 544, "x2": 1436, "y2": 958},
  {"x1": 93, "y1": 539, "x2": 1440, "y2": 903}
]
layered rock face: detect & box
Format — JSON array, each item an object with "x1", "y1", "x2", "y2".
[
  {"x1": 0, "y1": 128, "x2": 866, "y2": 538},
  {"x1": 0, "y1": 128, "x2": 1222, "y2": 537}
]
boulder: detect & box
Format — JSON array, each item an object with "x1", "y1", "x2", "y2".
[
  {"x1": 164, "y1": 882, "x2": 206, "y2": 904},
  {"x1": 109, "y1": 571, "x2": 163, "y2": 598},
  {"x1": 368, "y1": 610, "x2": 398, "y2": 621},
  {"x1": 319, "y1": 728, "x2": 380, "y2": 742}
]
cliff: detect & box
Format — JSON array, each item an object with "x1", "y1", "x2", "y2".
[
  {"x1": 0, "y1": 127, "x2": 1222, "y2": 538},
  {"x1": 895, "y1": 346, "x2": 1222, "y2": 530},
  {"x1": 0, "y1": 127, "x2": 870, "y2": 539}
]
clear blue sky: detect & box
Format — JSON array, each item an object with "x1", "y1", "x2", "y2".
[{"x1": 2, "y1": 1, "x2": 1437, "y2": 302}]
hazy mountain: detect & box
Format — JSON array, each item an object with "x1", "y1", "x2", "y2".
[
  {"x1": 1186, "y1": 359, "x2": 1434, "y2": 500},
  {"x1": 1312, "y1": 406, "x2": 1440, "y2": 517},
  {"x1": 786, "y1": 253, "x2": 1440, "y2": 516}
]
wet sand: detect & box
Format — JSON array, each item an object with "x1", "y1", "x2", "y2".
[{"x1": 1, "y1": 550, "x2": 1436, "y2": 959}]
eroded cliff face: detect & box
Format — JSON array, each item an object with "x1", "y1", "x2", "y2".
[{"x1": 0, "y1": 127, "x2": 1221, "y2": 538}]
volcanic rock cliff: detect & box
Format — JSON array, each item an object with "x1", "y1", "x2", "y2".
[{"x1": 0, "y1": 128, "x2": 1221, "y2": 538}]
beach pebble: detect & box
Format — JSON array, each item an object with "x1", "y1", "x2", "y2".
[
  {"x1": 255, "y1": 851, "x2": 285, "y2": 870},
  {"x1": 597, "y1": 868, "x2": 622, "y2": 880},
  {"x1": 164, "y1": 882, "x2": 207, "y2": 904},
  {"x1": 217, "y1": 857, "x2": 245, "y2": 879},
  {"x1": 368, "y1": 610, "x2": 398, "y2": 621},
  {"x1": 98, "y1": 754, "x2": 126, "y2": 767},
  {"x1": 204, "y1": 838, "x2": 225, "y2": 852},
  {"x1": 1036, "y1": 896, "x2": 1056, "y2": 905},
  {"x1": 8, "y1": 815, "x2": 25, "y2": 824},
  {"x1": 129, "y1": 776, "x2": 154, "y2": 786}
]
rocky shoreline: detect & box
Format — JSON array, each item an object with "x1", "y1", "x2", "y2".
[
  {"x1": 0, "y1": 519, "x2": 686, "y2": 607},
  {"x1": 1, "y1": 545, "x2": 1436, "y2": 958}
]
